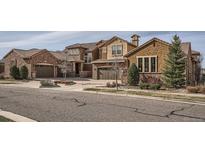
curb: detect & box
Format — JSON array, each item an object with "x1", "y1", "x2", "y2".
[
  {"x1": 82, "y1": 90, "x2": 205, "y2": 106},
  {"x1": 0, "y1": 109, "x2": 37, "y2": 122}
]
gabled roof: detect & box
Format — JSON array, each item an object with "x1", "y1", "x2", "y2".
[
  {"x1": 124, "y1": 37, "x2": 200, "y2": 57},
  {"x1": 98, "y1": 36, "x2": 136, "y2": 48},
  {"x1": 124, "y1": 37, "x2": 171, "y2": 57},
  {"x1": 50, "y1": 51, "x2": 66, "y2": 61},
  {"x1": 65, "y1": 36, "x2": 136, "y2": 52},
  {"x1": 65, "y1": 42, "x2": 98, "y2": 52},
  {"x1": 3, "y1": 48, "x2": 45, "y2": 59}
]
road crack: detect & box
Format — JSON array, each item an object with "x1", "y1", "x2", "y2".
[
  {"x1": 71, "y1": 98, "x2": 86, "y2": 107},
  {"x1": 166, "y1": 104, "x2": 205, "y2": 121}
]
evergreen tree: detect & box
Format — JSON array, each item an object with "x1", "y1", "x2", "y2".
[
  {"x1": 20, "y1": 65, "x2": 28, "y2": 79},
  {"x1": 163, "y1": 35, "x2": 186, "y2": 88},
  {"x1": 128, "y1": 63, "x2": 139, "y2": 86},
  {"x1": 10, "y1": 65, "x2": 20, "y2": 79}
]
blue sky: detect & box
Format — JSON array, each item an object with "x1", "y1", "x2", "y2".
[{"x1": 0, "y1": 31, "x2": 204, "y2": 67}]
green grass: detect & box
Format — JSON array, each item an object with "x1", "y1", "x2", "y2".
[
  {"x1": 84, "y1": 88, "x2": 205, "y2": 103},
  {"x1": 0, "y1": 116, "x2": 14, "y2": 122}
]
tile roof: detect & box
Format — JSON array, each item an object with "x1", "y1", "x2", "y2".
[
  {"x1": 124, "y1": 38, "x2": 200, "y2": 57},
  {"x1": 13, "y1": 48, "x2": 44, "y2": 58},
  {"x1": 50, "y1": 51, "x2": 66, "y2": 60},
  {"x1": 124, "y1": 37, "x2": 171, "y2": 57},
  {"x1": 66, "y1": 42, "x2": 98, "y2": 52},
  {"x1": 2, "y1": 48, "x2": 45, "y2": 59},
  {"x1": 97, "y1": 36, "x2": 136, "y2": 48}
]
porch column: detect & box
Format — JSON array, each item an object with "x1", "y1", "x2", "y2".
[
  {"x1": 80, "y1": 63, "x2": 83, "y2": 72},
  {"x1": 54, "y1": 66, "x2": 57, "y2": 78}
]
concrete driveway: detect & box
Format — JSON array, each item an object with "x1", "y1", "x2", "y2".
[{"x1": 1, "y1": 78, "x2": 113, "y2": 91}]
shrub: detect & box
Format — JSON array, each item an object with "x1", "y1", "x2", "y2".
[
  {"x1": 0, "y1": 75, "x2": 4, "y2": 80},
  {"x1": 106, "y1": 81, "x2": 120, "y2": 88},
  {"x1": 186, "y1": 86, "x2": 200, "y2": 93},
  {"x1": 106, "y1": 82, "x2": 111, "y2": 88},
  {"x1": 20, "y1": 65, "x2": 28, "y2": 79},
  {"x1": 141, "y1": 75, "x2": 162, "y2": 84},
  {"x1": 139, "y1": 82, "x2": 150, "y2": 89},
  {"x1": 10, "y1": 66, "x2": 20, "y2": 79},
  {"x1": 128, "y1": 64, "x2": 139, "y2": 86},
  {"x1": 112, "y1": 81, "x2": 116, "y2": 87},
  {"x1": 40, "y1": 80, "x2": 59, "y2": 88},
  {"x1": 150, "y1": 84, "x2": 161, "y2": 90}
]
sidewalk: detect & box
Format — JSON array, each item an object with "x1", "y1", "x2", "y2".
[{"x1": 0, "y1": 109, "x2": 36, "y2": 122}]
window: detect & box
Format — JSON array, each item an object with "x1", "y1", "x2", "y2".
[
  {"x1": 151, "y1": 57, "x2": 156, "y2": 72},
  {"x1": 144, "y1": 58, "x2": 149, "y2": 72},
  {"x1": 67, "y1": 49, "x2": 80, "y2": 55},
  {"x1": 138, "y1": 58, "x2": 143, "y2": 72},
  {"x1": 84, "y1": 53, "x2": 92, "y2": 63},
  {"x1": 136, "y1": 56, "x2": 157, "y2": 73},
  {"x1": 112, "y1": 45, "x2": 122, "y2": 56}
]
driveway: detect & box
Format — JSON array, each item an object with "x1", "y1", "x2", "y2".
[
  {"x1": 1, "y1": 78, "x2": 114, "y2": 91},
  {"x1": 0, "y1": 86, "x2": 205, "y2": 122}
]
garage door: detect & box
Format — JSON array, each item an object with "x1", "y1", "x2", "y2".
[
  {"x1": 35, "y1": 65, "x2": 54, "y2": 78},
  {"x1": 98, "y1": 68, "x2": 119, "y2": 80}
]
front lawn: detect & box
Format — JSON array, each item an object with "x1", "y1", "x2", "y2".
[
  {"x1": 84, "y1": 88, "x2": 205, "y2": 103},
  {"x1": 0, "y1": 116, "x2": 14, "y2": 122}
]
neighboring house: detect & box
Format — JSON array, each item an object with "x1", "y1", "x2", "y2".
[
  {"x1": 91, "y1": 35, "x2": 137, "y2": 79},
  {"x1": 64, "y1": 42, "x2": 99, "y2": 77},
  {"x1": 0, "y1": 59, "x2": 4, "y2": 76},
  {"x1": 124, "y1": 37, "x2": 202, "y2": 85},
  {"x1": 201, "y1": 68, "x2": 205, "y2": 83},
  {"x1": 3, "y1": 48, "x2": 65, "y2": 78}
]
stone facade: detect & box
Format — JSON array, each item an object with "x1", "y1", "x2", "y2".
[
  {"x1": 3, "y1": 49, "x2": 60, "y2": 79},
  {"x1": 4, "y1": 51, "x2": 32, "y2": 78}
]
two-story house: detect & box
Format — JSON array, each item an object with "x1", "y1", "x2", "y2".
[
  {"x1": 64, "y1": 35, "x2": 137, "y2": 79},
  {"x1": 91, "y1": 35, "x2": 137, "y2": 79},
  {"x1": 64, "y1": 42, "x2": 99, "y2": 77}
]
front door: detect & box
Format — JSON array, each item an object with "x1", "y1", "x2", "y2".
[{"x1": 75, "y1": 63, "x2": 80, "y2": 76}]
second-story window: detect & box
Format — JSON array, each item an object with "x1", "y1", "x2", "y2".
[
  {"x1": 112, "y1": 45, "x2": 122, "y2": 56},
  {"x1": 84, "y1": 53, "x2": 92, "y2": 63}
]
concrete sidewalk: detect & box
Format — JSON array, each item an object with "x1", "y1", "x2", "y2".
[{"x1": 0, "y1": 109, "x2": 36, "y2": 122}]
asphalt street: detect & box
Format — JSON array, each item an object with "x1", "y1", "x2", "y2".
[{"x1": 0, "y1": 86, "x2": 205, "y2": 122}]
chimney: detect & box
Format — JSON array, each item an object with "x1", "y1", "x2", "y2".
[{"x1": 131, "y1": 34, "x2": 140, "y2": 47}]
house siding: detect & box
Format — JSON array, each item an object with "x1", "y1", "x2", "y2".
[
  {"x1": 92, "y1": 38, "x2": 135, "y2": 79},
  {"x1": 127, "y1": 41, "x2": 170, "y2": 74}
]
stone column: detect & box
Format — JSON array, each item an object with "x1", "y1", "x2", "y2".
[{"x1": 54, "y1": 66, "x2": 57, "y2": 78}]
